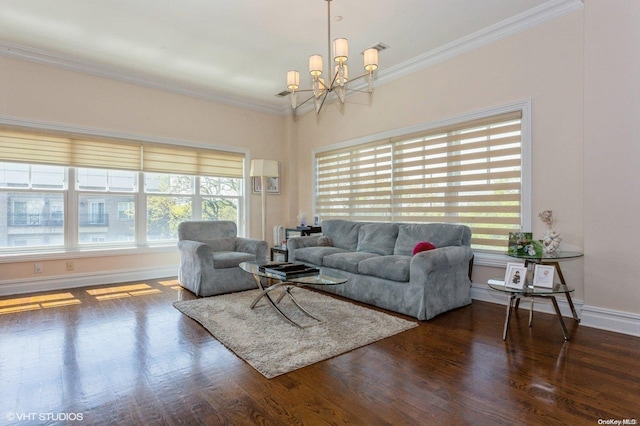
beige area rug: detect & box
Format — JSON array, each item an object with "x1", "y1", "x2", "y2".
[{"x1": 173, "y1": 288, "x2": 418, "y2": 379}]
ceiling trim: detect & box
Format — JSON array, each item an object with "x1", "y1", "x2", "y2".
[
  {"x1": 0, "y1": 42, "x2": 283, "y2": 116},
  {"x1": 376, "y1": 0, "x2": 583, "y2": 86},
  {"x1": 0, "y1": 0, "x2": 583, "y2": 117}
]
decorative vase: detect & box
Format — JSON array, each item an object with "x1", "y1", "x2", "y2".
[{"x1": 542, "y1": 229, "x2": 562, "y2": 254}]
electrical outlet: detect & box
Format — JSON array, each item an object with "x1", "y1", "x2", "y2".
[
  {"x1": 66, "y1": 261, "x2": 74, "y2": 271},
  {"x1": 34, "y1": 263, "x2": 43, "y2": 274}
]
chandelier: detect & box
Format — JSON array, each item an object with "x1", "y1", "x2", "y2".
[{"x1": 285, "y1": 0, "x2": 379, "y2": 114}]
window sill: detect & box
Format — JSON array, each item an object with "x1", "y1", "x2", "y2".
[{"x1": 0, "y1": 244, "x2": 177, "y2": 264}]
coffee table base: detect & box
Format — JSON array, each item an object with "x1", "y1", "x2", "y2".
[{"x1": 249, "y1": 276, "x2": 324, "y2": 328}]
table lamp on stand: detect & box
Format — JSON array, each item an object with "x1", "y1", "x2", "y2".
[{"x1": 249, "y1": 159, "x2": 279, "y2": 242}]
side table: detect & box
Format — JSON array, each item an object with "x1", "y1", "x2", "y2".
[
  {"x1": 490, "y1": 250, "x2": 583, "y2": 341},
  {"x1": 270, "y1": 246, "x2": 288, "y2": 262},
  {"x1": 488, "y1": 281, "x2": 577, "y2": 341}
]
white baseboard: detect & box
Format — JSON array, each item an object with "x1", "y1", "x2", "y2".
[
  {"x1": 0, "y1": 265, "x2": 179, "y2": 296},
  {"x1": 472, "y1": 283, "x2": 640, "y2": 338},
  {"x1": 579, "y1": 305, "x2": 640, "y2": 338}
]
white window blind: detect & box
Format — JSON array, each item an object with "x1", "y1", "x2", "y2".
[
  {"x1": 315, "y1": 111, "x2": 523, "y2": 252},
  {"x1": 316, "y1": 140, "x2": 392, "y2": 221},
  {"x1": 0, "y1": 127, "x2": 243, "y2": 178}
]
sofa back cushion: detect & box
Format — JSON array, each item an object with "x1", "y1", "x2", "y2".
[
  {"x1": 321, "y1": 220, "x2": 363, "y2": 251},
  {"x1": 356, "y1": 223, "x2": 399, "y2": 255},
  {"x1": 394, "y1": 223, "x2": 471, "y2": 256}
]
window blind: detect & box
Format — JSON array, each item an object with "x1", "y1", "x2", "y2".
[
  {"x1": 315, "y1": 140, "x2": 392, "y2": 221},
  {"x1": 0, "y1": 127, "x2": 244, "y2": 178},
  {"x1": 143, "y1": 143, "x2": 243, "y2": 178},
  {"x1": 315, "y1": 111, "x2": 523, "y2": 252}
]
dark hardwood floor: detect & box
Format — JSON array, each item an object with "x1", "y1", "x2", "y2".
[{"x1": 1, "y1": 278, "x2": 638, "y2": 425}]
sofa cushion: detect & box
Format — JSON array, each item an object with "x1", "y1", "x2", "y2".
[
  {"x1": 321, "y1": 220, "x2": 363, "y2": 251},
  {"x1": 358, "y1": 255, "x2": 411, "y2": 282},
  {"x1": 356, "y1": 223, "x2": 399, "y2": 255},
  {"x1": 295, "y1": 246, "x2": 348, "y2": 266},
  {"x1": 213, "y1": 251, "x2": 256, "y2": 269},
  {"x1": 394, "y1": 224, "x2": 468, "y2": 256},
  {"x1": 323, "y1": 252, "x2": 380, "y2": 274}
]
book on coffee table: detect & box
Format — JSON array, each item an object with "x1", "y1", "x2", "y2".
[{"x1": 259, "y1": 262, "x2": 320, "y2": 279}]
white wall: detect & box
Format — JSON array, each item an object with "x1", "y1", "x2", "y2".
[{"x1": 583, "y1": 1, "x2": 640, "y2": 322}]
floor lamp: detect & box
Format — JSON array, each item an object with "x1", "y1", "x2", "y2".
[{"x1": 249, "y1": 159, "x2": 279, "y2": 242}]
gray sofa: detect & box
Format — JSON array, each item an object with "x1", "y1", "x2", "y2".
[
  {"x1": 178, "y1": 221, "x2": 268, "y2": 297},
  {"x1": 287, "y1": 220, "x2": 473, "y2": 320}
]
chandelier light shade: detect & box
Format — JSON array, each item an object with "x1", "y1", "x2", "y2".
[{"x1": 285, "y1": 0, "x2": 380, "y2": 114}]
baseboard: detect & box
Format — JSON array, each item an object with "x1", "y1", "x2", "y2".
[
  {"x1": 579, "y1": 305, "x2": 640, "y2": 338},
  {"x1": 471, "y1": 283, "x2": 640, "y2": 338},
  {"x1": 0, "y1": 265, "x2": 179, "y2": 296}
]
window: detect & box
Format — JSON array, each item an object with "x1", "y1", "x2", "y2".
[
  {"x1": 0, "y1": 125, "x2": 246, "y2": 254},
  {"x1": 315, "y1": 108, "x2": 528, "y2": 253},
  {"x1": 0, "y1": 163, "x2": 66, "y2": 249}
]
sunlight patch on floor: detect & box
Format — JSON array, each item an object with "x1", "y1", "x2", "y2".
[
  {"x1": 0, "y1": 292, "x2": 80, "y2": 314},
  {"x1": 87, "y1": 283, "x2": 163, "y2": 301}
]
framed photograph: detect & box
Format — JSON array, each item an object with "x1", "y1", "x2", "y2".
[
  {"x1": 252, "y1": 175, "x2": 280, "y2": 194},
  {"x1": 313, "y1": 215, "x2": 320, "y2": 226},
  {"x1": 504, "y1": 262, "x2": 527, "y2": 290},
  {"x1": 533, "y1": 264, "x2": 555, "y2": 288}
]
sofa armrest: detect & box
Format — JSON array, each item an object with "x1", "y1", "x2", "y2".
[
  {"x1": 410, "y1": 245, "x2": 474, "y2": 319},
  {"x1": 235, "y1": 237, "x2": 268, "y2": 261},
  {"x1": 178, "y1": 239, "x2": 215, "y2": 273}
]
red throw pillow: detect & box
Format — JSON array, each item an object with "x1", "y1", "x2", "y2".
[{"x1": 413, "y1": 241, "x2": 436, "y2": 255}]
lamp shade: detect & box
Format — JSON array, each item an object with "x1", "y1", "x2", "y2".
[
  {"x1": 309, "y1": 54, "x2": 323, "y2": 76},
  {"x1": 250, "y1": 159, "x2": 279, "y2": 177},
  {"x1": 287, "y1": 70, "x2": 300, "y2": 90},
  {"x1": 364, "y1": 48, "x2": 378, "y2": 71}
]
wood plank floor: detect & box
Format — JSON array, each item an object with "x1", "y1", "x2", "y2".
[{"x1": 1, "y1": 277, "x2": 638, "y2": 425}]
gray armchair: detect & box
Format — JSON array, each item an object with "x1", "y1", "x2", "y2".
[{"x1": 177, "y1": 221, "x2": 268, "y2": 297}]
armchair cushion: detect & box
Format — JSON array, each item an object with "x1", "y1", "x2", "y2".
[{"x1": 213, "y1": 251, "x2": 257, "y2": 269}]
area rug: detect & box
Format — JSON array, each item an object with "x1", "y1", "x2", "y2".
[{"x1": 173, "y1": 288, "x2": 417, "y2": 378}]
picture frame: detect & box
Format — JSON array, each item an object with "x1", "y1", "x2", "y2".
[
  {"x1": 533, "y1": 264, "x2": 555, "y2": 288},
  {"x1": 313, "y1": 215, "x2": 320, "y2": 226},
  {"x1": 252, "y1": 173, "x2": 280, "y2": 194},
  {"x1": 504, "y1": 262, "x2": 527, "y2": 290}
]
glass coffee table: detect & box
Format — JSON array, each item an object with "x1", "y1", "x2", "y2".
[
  {"x1": 489, "y1": 280, "x2": 577, "y2": 341},
  {"x1": 239, "y1": 261, "x2": 347, "y2": 328}
]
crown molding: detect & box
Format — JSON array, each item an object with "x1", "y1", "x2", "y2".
[
  {"x1": 0, "y1": 42, "x2": 284, "y2": 116},
  {"x1": 373, "y1": 0, "x2": 584, "y2": 88},
  {"x1": 0, "y1": 0, "x2": 583, "y2": 117}
]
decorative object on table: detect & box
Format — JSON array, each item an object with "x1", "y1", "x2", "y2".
[
  {"x1": 533, "y1": 264, "x2": 555, "y2": 288},
  {"x1": 250, "y1": 159, "x2": 280, "y2": 241},
  {"x1": 297, "y1": 211, "x2": 308, "y2": 227},
  {"x1": 173, "y1": 289, "x2": 417, "y2": 378},
  {"x1": 504, "y1": 262, "x2": 527, "y2": 290},
  {"x1": 539, "y1": 209, "x2": 562, "y2": 254},
  {"x1": 508, "y1": 232, "x2": 543, "y2": 256},
  {"x1": 313, "y1": 215, "x2": 321, "y2": 226}
]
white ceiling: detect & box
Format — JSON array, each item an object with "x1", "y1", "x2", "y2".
[{"x1": 0, "y1": 0, "x2": 581, "y2": 115}]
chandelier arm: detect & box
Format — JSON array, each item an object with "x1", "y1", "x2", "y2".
[
  {"x1": 347, "y1": 72, "x2": 374, "y2": 84},
  {"x1": 316, "y1": 88, "x2": 330, "y2": 114},
  {"x1": 295, "y1": 93, "x2": 318, "y2": 109}
]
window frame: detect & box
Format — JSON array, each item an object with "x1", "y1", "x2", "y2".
[{"x1": 0, "y1": 120, "x2": 250, "y2": 262}]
